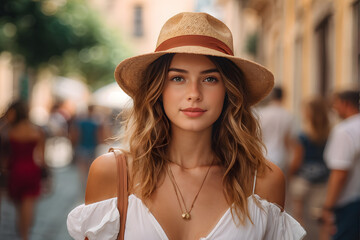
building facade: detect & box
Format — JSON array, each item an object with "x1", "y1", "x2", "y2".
[
  {"x1": 87, "y1": 0, "x2": 238, "y2": 55},
  {"x1": 236, "y1": 0, "x2": 359, "y2": 118}
]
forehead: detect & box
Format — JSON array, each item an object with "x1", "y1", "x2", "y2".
[{"x1": 169, "y1": 53, "x2": 216, "y2": 70}]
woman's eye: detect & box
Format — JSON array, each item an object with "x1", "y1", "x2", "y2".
[
  {"x1": 171, "y1": 76, "x2": 184, "y2": 82},
  {"x1": 204, "y1": 77, "x2": 218, "y2": 83}
]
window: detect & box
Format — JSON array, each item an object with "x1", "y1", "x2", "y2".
[
  {"x1": 133, "y1": 5, "x2": 143, "y2": 37},
  {"x1": 315, "y1": 15, "x2": 331, "y2": 96}
]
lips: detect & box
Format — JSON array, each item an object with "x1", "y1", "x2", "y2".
[
  {"x1": 181, "y1": 108, "x2": 206, "y2": 112},
  {"x1": 180, "y1": 108, "x2": 207, "y2": 117}
]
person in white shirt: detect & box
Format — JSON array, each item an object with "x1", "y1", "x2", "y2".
[
  {"x1": 257, "y1": 87, "x2": 296, "y2": 173},
  {"x1": 321, "y1": 90, "x2": 360, "y2": 240}
]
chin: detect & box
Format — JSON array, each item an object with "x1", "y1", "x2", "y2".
[{"x1": 176, "y1": 123, "x2": 214, "y2": 133}]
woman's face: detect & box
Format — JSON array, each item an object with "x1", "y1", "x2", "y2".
[{"x1": 162, "y1": 53, "x2": 226, "y2": 133}]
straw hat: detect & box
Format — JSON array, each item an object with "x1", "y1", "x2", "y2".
[{"x1": 115, "y1": 12, "x2": 274, "y2": 106}]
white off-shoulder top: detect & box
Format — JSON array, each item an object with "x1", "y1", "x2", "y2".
[{"x1": 67, "y1": 192, "x2": 306, "y2": 240}]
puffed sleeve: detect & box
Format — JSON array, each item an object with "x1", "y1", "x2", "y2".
[
  {"x1": 67, "y1": 198, "x2": 120, "y2": 240},
  {"x1": 265, "y1": 204, "x2": 306, "y2": 240}
]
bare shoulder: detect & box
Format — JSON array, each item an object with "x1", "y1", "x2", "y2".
[
  {"x1": 85, "y1": 152, "x2": 118, "y2": 205},
  {"x1": 255, "y1": 161, "x2": 285, "y2": 210}
]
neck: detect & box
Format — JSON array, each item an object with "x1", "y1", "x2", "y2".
[
  {"x1": 344, "y1": 109, "x2": 359, "y2": 119},
  {"x1": 167, "y1": 127, "x2": 214, "y2": 168}
]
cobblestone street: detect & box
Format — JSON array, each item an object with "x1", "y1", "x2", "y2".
[{"x1": 0, "y1": 164, "x2": 83, "y2": 240}]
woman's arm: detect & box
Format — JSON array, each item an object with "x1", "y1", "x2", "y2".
[
  {"x1": 288, "y1": 141, "x2": 304, "y2": 177},
  {"x1": 85, "y1": 152, "x2": 118, "y2": 205},
  {"x1": 256, "y1": 161, "x2": 286, "y2": 210}
]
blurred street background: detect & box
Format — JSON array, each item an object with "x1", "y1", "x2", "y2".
[
  {"x1": 1, "y1": 165, "x2": 81, "y2": 240},
  {"x1": 0, "y1": 0, "x2": 359, "y2": 239}
]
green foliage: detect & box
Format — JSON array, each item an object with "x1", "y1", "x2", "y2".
[{"x1": 0, "y1": 0, "x2": 131, "y2": 88}]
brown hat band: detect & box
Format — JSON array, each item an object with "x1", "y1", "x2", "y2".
[{"x1": 155, "y1": 35, "x2": 234, "y2": 56}]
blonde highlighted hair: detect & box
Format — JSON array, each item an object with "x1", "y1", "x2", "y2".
[{"x1": 120, "y1": 53, "x2": 268, "y2": 225}]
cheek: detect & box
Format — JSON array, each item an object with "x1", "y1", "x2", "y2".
[
  {"x1": 162, "y1": 85, "x2": 173, "y2": 104},
  {"x1": 207, "y1": 89, "x2": 226, "y2": 119},
  {"x1": 213, "y1": 88, "x2": 226, "y2": 107},
  {"x1": 162, "y1": 88, "x2": 179, "y2": 115}
]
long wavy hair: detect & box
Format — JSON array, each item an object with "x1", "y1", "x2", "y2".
[
  {"x1": 120, "y1": 53, "x2": 268, "y2": 225},
  {"x1": 303, "y1": 97, "x2": 330, "y2": 144}
]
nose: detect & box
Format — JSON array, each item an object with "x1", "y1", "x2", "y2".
[{"x1": 186, "y1": 81, "x2": 202, "y2": 102}]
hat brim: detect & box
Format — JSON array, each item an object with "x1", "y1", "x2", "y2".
[{"x1": 114, "y1": 46, "x2": 274, "y2": 106}]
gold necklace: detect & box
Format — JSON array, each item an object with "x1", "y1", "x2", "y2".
[{"x1": 166, "y1": 159, "x2": 214, "y2": 220}]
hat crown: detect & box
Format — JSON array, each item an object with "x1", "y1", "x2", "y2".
[{"x1": 156, "y1": 12, "x2": 234, "y2": 53}]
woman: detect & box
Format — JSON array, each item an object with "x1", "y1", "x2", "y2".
[
  {"x1": 5, "y1": 101, "x2": 46, "y2": 240},
  {"x1": 288, "y1": 97, "x2": 330, "y2": 238},
  {"x1": 67, "y1": 12, "x2": 305, "y2": 239}
]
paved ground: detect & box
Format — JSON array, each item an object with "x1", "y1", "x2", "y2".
[
  {"x1": 285, "y1": 187, "x2": 321, "y2": 240},
  {"x1": 0, "y1": 164, "x2": 83, "y2": 240}
]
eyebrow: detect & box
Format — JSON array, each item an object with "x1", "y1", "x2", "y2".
[{"x1": 168, "y1": 68, "x2": 219, "y2": 74}]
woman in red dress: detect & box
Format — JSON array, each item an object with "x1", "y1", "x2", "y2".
[{"x1": 5, "y1": 101, "x2": 45, "y2": 240}]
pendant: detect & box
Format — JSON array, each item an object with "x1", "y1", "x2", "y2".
[{"x1": 182, "y1": 212, "x2": 191, "y2": 220}]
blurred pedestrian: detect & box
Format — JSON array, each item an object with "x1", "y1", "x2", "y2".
[
  {"x1": 288, "y1": 97, "x2": 330, "y2": 235},
  {"x1": 47, "y1": 100, "x2": 70, "y2": 137},
  {"x1": 67, "y1": 12, "x2": 305, "y2": 240},
  {"x1": 45, "y1": 100, "x2": 73, "y2": 168},
  {"x1": 258, "y1": 87, "x2": 296, "y2": 173},
  {"x1": 71, "y1": 105, "x2": 102, "y2": 190},
  {"x1": 4, "y1": 100, "x2": 46, "y2": 240},
  {"x1": 321, "y1": 90, "x2": 360, "y2": 240}
]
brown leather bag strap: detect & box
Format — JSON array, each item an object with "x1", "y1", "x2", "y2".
[{"x1": 109, "y1": 148, "x2": 128, "y2": 240}]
